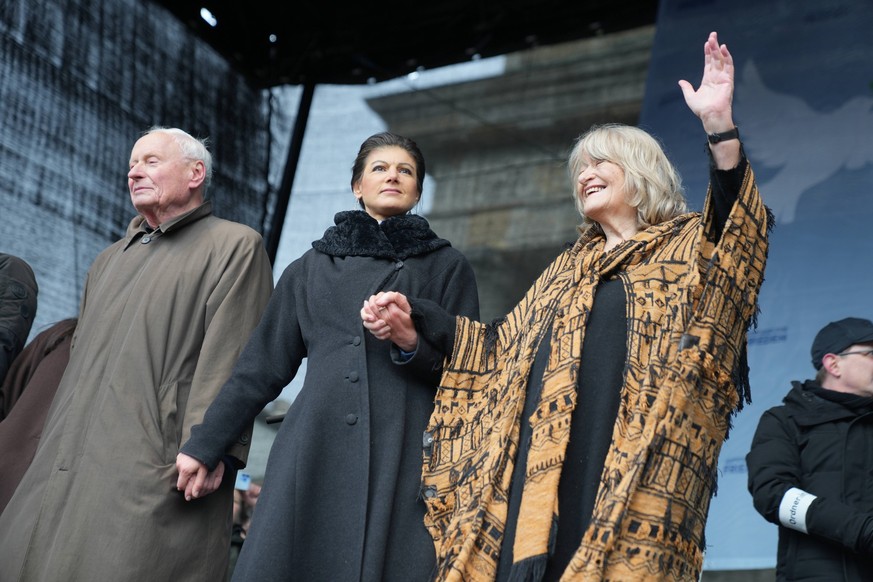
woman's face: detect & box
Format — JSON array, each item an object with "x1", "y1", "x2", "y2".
[
  {"x1": 354, "y1": 146, "x2": 420, "y2": 221},
  {"x1": 576, "y1": 155, "x2": 637, "y2": 228}
]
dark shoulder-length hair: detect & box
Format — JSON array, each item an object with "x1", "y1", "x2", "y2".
[
  {"x1": 568, "y1": 123, "x2": 687, "y2": 235},
  {"x1": 350, "y1": 132, "x2": 426, "y2": 209}
]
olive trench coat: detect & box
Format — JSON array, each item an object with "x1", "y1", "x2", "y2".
[{"x1": 0, "y1": 202, "x2": 274, "y2": 581}]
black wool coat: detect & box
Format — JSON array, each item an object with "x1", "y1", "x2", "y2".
[
  {"x1": 746, "y1": 380, "x2": 873, "y2": 582},
  {"x1": 182, "y1": 211, "x2": 479, "y2": 582}
]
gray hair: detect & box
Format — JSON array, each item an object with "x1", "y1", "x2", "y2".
[{"x1": 146, "y1": 126, "x2": 213, "y2": 191}]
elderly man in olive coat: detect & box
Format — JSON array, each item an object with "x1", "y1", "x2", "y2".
[{"x1": 0, "y1": 128, "x2": 273, "y2": 581}]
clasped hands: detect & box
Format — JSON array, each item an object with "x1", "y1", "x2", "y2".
[
  {"x1": 176, "y1": 452, "x2": 225, "y2": 501},
  {"x1": 360, "y1": 291, "x2": 418, "y2": 353}
]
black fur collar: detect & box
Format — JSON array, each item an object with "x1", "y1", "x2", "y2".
[{"x1": 312, "y1": 211, "x2": 450, "y2": 260}]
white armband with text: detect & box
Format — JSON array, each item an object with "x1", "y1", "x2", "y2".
[{"x1": 778, "y1": 487, "x2": 817, "y2": 534}]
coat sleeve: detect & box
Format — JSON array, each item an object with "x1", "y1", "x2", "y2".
[
  {"x1": 182, "y1": 257, "x2": 308, "y2": 470},
  {"x1": 746, "y1": 407, "x2": 803, "y2": 525},
  {"x1": 395, "y1": 297, "x2": 463, "y2": 376},
  {"x1": 746, "y1": 407, "x2": 873, "y2": 554},
  {"x1": 180, "y1": 231, "x2": 274, "y2": 467},
  {"x1": 392, "y1": 251, "x2": 480, "y2": 379}
]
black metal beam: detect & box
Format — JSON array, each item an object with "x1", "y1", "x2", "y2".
[{"x1": 265, "y1": 81, "x2": 315, "y2": 265}]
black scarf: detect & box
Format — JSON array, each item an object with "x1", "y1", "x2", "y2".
[
  {"x1": 312, "y1": 211, "x2": 450, "y2": 260},
  {"x1": 804, "y1": 380, "x2": 873, "y2": 414}
]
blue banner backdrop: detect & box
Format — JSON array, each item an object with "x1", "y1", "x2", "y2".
[{"x1": 640, "y1": 0, "x2": 873, "y2": 570}]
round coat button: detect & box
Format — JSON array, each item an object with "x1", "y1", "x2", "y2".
[
  {"x1": 348, "y1": 371, "x2": 359, "y2": 382},
  {"x1": 345, "y1": 414, "x2": 358, "y2": 425},
  {"x1": 10, "y1": 282, "x2": 26, "y2": 299},
  {"x1": 352, "y1": 336, "x2": 361, "y2": 346}
]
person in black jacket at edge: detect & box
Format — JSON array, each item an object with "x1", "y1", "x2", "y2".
[
  {"x1": 747, "y1": 317, "x2": 873, "y2": 581},
  {"x1": 0, "y1": 253, "x2": 38, "y2": 394}
]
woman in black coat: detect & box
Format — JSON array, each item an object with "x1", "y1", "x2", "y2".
[{"x1": 176, "y1": 132, "x2": 480, "y2": 581}]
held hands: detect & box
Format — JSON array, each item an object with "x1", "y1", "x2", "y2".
[
  {"x1": 360, "y1": 291, "x2": 418, "y2": 352},
  {"x1": 176, "y1": 452, "x2": 225, "y2": 501}
]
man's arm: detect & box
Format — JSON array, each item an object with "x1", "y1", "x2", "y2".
[
  {"x1": 746, "y1": 410, "x2": 806, "y2": 526},
  {"x1": 747, "y1": 409, "x2": 873, "y2": 554},
  {"x1": 181, "y1": 230, "x2": 274, "y2": 466}
]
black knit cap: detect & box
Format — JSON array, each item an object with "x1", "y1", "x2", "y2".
[{"x1": 811, "y1": 317, "x2": 873, "y2": 370}]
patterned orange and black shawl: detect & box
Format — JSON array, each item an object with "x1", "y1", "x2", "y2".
[{"x1": 421, "y1": 162, "x2": 770, "y2": 581}]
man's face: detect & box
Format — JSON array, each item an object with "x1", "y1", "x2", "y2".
[
  {"x1": 832, "y1": 342, "x2": 873, "y2": 397},
  {"x1": 127, "y1": 132, "x2": 198, "y2": 222}
]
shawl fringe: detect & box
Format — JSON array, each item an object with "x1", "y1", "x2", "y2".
[
  {"x1": 484, "y1": 316, "x2": 506, "y2": 357},
  {"x1": 506, "y1": 554, "x2": 548, "y2": 582},
  {"x1": 732, "y1": 202, "x2": 773, "y2": 414}
]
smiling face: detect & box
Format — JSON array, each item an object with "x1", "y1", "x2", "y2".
[
  {"x1": 568, "y1": 124, "x2": 687, "y2": 246},
  {"x1": 128, "y1": 132, "x2": 205, "y2": 227},
  {"x1": 576, "y1": 155, "x2": 638, "y2": 233},
  {"x1": 353, "y1": 146, "x2": 421, "y2": 221}
]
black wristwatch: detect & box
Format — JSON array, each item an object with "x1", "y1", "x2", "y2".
[{"x1": 707, "y1": 126, "x2": 740, "y2": 144}]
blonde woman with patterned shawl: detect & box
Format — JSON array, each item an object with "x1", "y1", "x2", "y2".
[{"x1": 362, "y1": 32, "x2": 771, "y2": 581}]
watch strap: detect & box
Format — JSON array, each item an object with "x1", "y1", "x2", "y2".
[{"x1": 707, "y1": 126, "x2": 740, "y2": 144}]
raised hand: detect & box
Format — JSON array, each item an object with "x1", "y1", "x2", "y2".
[
  {"x1": 678, "y1": 31, "x2": 740, "y2": 169},
  {"x1": 678, "y1": 31, "x2": 735, "y2": 133}
]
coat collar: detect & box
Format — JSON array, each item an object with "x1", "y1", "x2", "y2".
[
  {"x1": 786, "y1": 380, "x2": 873, "y2": 426},
  {"x1": 123, "y1": 201, "x2": 213, "y2": 250},
  {"x1": 311, "y1": 210, "x2": 450, "y2": 260}
]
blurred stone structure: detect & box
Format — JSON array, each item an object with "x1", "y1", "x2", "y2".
[{"x1": 368, "y1": 27, "x2": 654, "y2": 321}]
